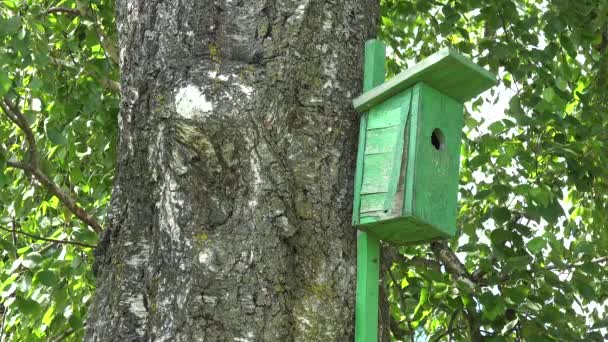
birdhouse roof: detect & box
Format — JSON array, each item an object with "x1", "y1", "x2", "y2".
[{"x1": 353, "y1": 47, "x2": 496, "y2": 113}]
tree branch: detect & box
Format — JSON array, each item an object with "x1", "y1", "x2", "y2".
[
  {"x1": 547, "y1": 256, "x2": 608, "y2": 271},
  {"x1": 0, "y1": 226, "x2": 96, "y2": 249},
  {"x1": 0, "y1": 99, "x2": 38, "y2": 165},
  {"x1": 18, "y1": 164, "x2": 102, "y2": 233},
  {"x1": 51, "y1": 327, "x2": 78, "y2": 342},
  {"x1": 464, "y1": 308, "x2": 485, "y2": 342},
  {"x1": 430, "y1": 241, "x2": 471, "y2": 280},
  {"x1": 75, "y1": 0, "x2": 119, "y2": 65},
  {"x1": 430, "y1": 241, "x2": 485, "y2": 342},
  {"x1": 1, "y1": 99, "x2": 103, "y2": 233},
  {"x1": 40, "y1": 3, "x2": 119, "y2": 66},
  {"x1": 40, "y1": 7, "x2": 80, "y2": 17}
]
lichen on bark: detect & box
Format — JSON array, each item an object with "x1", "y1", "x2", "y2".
[{"x1": 87, "y1": 0, "x2": 378, "y2": 340}]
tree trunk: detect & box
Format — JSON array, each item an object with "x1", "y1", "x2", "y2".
[{"x1": 86, "y1": 0, "x2": 378, "y2": 341}]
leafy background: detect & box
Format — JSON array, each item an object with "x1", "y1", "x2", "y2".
[
  {"x1": 0, "y1": 0, "x2": 607, "y2": 341},
  {"x1": 0, "y1": 0, "x2": 117, "y2": 340}
]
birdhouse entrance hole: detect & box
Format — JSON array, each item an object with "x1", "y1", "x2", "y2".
[{"x1": 431, "y1": 128, "x2": 445, "y2": 150}]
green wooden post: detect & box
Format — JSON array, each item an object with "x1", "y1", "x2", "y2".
[{"x1": 355, "y1": 39, "x2": 385, "y2": 342}]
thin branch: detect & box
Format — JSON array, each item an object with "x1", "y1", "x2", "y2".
[
  {"x1": 464, "y1": 308, "x2": 485, "y2": 342},
  {"x1": 51, "y1": 327, "x2": 78, "y2": 342},
  {"x1": 0, "y1": 99, "x2": 38, "y2": 165},
  {"x1": 0, "y1": 226, "x2": 96, "y2": 249},
  {"x1": 6, "y1": 159, "x2": 29, "y2": 170},
  {"x1": 75, "y1": 0, "x2": 119, "y2": 65},
  {"x1": 40, "y1": 7, "x2": 80, "y2": 17},
  {"x1": 98, "y1": 78, "x2": 120, "y2": 92},
  {"x1": 40, "y1": 2, "x2": 118, "y2": 66},
  {"x1": 0, "y1": 306, "x2": 5, "y2": 342},
  {"x1": 22, "y1": 166, "x2": 102, "y2": 233},
  {"x1": 1, "y1": 99, "x2": 103, "y2": 233},
  {"x1": 447, "y1": 308, "x2": 465, "y2": 342},
  {"x1": 430, "y1": 241, "x2": 471, "y2": 281},
  {"x1": 547, "y1": 256, "x2": 608, "y2": 271},
  {"x1": 430, "y1": 241, "x2": 484, "y2": 342}
]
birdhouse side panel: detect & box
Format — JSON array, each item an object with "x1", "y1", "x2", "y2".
[{"x1": 358, "y1": 89, "x2": 412, "y2": 226}]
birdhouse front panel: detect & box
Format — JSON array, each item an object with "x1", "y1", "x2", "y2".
[{"x1": 406, "y1": 83, "x2": 463, "y2": 238}]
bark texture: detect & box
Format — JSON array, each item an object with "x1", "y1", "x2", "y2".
[{"x1": 87, "y1": 0, "x2": 378, "y2": 341}]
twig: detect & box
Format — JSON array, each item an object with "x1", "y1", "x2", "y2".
[
  {"x1": 0, "y1": 306, "x2": 5, "y2": 342},
  {"x1": 6, "y1": 161, "x2": 102, "y2": 233},
  {"x1": 51, "y1": 327, "x2": 78, "y2": 342},
  {"x1": 40, "y1": 7, "x2": 80, "y2": 17},
  {"x1": 0, "y1": 99, "x2": 38, "y2": 165},
  {"x1": 40, "y1": 2, "x2": 118, "y2": 66},
  {"x1": 430, "y1": 241, "x2": 471, "y2": 281},
  {"x1": 547, "y1": 256, "x2": 608, "y2": 271},
  {"x1": 447, "y1": 308, "x2": 465, "y2": 342},
  {"x1": 0, "y1": 226, "x2": 96, "y2": 249},
  {"x1": 75, "y1": 0, "x2": 119, "y2": 65}
]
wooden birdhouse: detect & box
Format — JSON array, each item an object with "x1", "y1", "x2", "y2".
[{"x1": 351, "y1": 46, "x2": 496, "y2": 245}]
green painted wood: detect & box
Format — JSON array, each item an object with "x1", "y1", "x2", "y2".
[
  {"x1": 364, "y1": 126, "x2": 400, "y2": 154},
  {"x1": 359, "y1": 89, "x2": 412, "y2": 226},
  {"x1": 352, "y1": 45, "x2": 495, "y2": 245},
  {"x1": 355, "y1": 82, "x2": 465, "y2": 244},
  {"x1": 361, "y1": 152, "x2": 393, "y2": 194},
  {"x1": 352, "y1": 40, "x2": 386, "y2": 226},
  {"x1": 355, "y1": 231, "x2": 380, "y2": 342},
  {"x1": 383, "y1": 91, "x2": 412, "y2": 214},
  {"x1": 360, "y1": 193, "x2": 385, "y2": 213},
  {"x1": 366, "y1": 102, "x2": 402, "y2": 129},
  {"x1": 355, "y1": 82, "x2": 467, "y2": 244},
  {"x1": 353, "y1": 43, "x2": 495, "y2": 341},
  {"x1": 403, "y1": 84, "x2": 422, "y2": 217},
  {"x1": 411, "y1": 84, "x2": 463, "y2": 237},
  {"x1": 352, "y1": 47, "x2": 496, "y2": 113},
  {"x1": 354, "y1": 39, "x2": 385, "y2": 342}
]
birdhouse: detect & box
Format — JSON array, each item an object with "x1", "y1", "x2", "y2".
[{"x1": 352, "y1": 47, "x2": 495, "y2": 245}]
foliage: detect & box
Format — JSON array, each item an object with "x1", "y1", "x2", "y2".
[
  {"x1": 380, "y1": 0, "x2": 608, "y2": 341},
  {"x1": 0, "y1": 0, "x2": 607, "y2": 341},
  {"x1": 0, "y1": 0, "x2": 117, "y2": 340}
]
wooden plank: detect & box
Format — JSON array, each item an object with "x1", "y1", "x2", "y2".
[
  {"x1": 352, "y1": 112, "x2": 368, "y2": 227},
  {"x1": 383, "y1": 90, "x2": 412, "y2": 213},
  {"x1": 367, "y1": 105, "x2": 402, "y2": 130},
  {"x1": 352, "y1": 47, "x2": 496, "y2": 113},
  {"x1": 361, "y1": 152, "x2": 393, "y2": 194},
  {"x1": 360, "y1": 193, "x2": 386, "y2": 213},
  {"x1": 353, "y1": 40, "x2": 386, "y2": 226},
  {"x1": 403, "y1": 83, "x2": 422, "y2": 216},
  {"x1": 364, "y1": 126, "x2": 400, "y2": 154},
  {"x1": 355, "y1": 231, "x2": 380, "y2": 342}
]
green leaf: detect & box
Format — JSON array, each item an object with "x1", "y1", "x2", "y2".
[
  {"x1": 15, "y1": 297, "x2": 41, "y2": 316},
  {"x1": 492, "y1": 207, "x2": 511, "y2": 224},
  {"x1": 0, "y1": 71, "x2": 11, "y2": 96},
  {"x1": 526, "y1": 237, "x2": 546, "y2": 254},
  {"x1": 35, "y1": 270, "x2": 60, "y2": 287},
  {"x1": 22, "y1": 252, "x2": 43, "y2": 269},
  {"x1": 47, "y1": 128, "x2": 68, "y2": 145},
  {"x1": 0, "y1": 16, "x2": 20, "y2": 36},
  {"x1": 42, "y1": 305, "x2": 55, "y2": 326}
]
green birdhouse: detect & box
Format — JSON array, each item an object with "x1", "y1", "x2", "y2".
[{"x1": 351, "y1": 46, "x2": 496, "y2": 245}]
